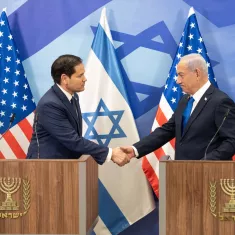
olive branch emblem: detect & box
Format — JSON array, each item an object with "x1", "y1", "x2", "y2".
[
  {"x1": 22, "y1": 179, "x2": 30, "y2": 214},
  {"x1": 209, "y1": 181, "x2": 217, "y2": 217}
]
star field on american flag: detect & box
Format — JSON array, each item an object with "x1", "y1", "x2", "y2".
[
  {"x1": 0, "y1": 10, "x2": 36, "y2": 134},
  {"x1": 164, "y1": 10, "x2": 218, "y2": 112}
]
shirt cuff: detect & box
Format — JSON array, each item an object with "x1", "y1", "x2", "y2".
[
  {"x1": 132, "y1": 146, "x2": 139, "y2": 158},
  {"x1": 106, "y1": 148, "x2": 112, "y2": 162}
]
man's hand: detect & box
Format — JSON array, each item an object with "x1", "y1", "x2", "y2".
[
  {"x1": 120, "y1": 146, "x2": 135, "y2": 159},
  {"x1": 111, "y1": 147, "x2": 130, "y2": 167}
]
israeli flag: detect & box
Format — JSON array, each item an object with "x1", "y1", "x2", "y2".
[{"x1": 79, "y1": 8, "x2": 155, "y2": 235}]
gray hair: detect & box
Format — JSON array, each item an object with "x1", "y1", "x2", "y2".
[{"x1": 180, "y1": 53, "x2": 208, "y2": 75}]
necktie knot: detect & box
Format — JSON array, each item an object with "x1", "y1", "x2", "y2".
[
  {"x1": 188, "y1": 96, "x2": 194, "y2": 105},
  {"x1": 71, "y1": 96, "x2": 75, "y2": 103}
]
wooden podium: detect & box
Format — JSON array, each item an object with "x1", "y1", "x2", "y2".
[
  {"x1": 0, "y1": 157, "x2": 98, "y2": 234},
  {"x1": 159, "y1": 161, "x2": 235, "y2": 235}
]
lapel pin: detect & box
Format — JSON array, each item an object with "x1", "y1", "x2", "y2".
[{"x1": 204, "y1": 97, "x2": 207, "y2": 101}]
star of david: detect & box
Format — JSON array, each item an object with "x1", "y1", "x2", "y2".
[
  {"x1": 82, "y1": 99, "x2": 126, "y2": 146},
  {"x1": 91, "y1": 22, "x2": 219, "y2": 118}
]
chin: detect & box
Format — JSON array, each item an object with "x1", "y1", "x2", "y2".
[{"x1": 78, "y1": 88, "x2": 85, "y2": 92}]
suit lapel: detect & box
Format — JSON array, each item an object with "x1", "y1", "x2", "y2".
[
  {"x1": 181, "y1": 85, "x2": 214, "y2": 139},
  {"x1": 52, "y1": 84, "x2": 81, "y2": 135}
]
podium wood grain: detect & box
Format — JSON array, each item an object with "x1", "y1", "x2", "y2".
[
  {"x1": 0, "y1": 158, "x2": 98, "y2": 234},
  {"x1": 160, "y1": 161, "x2": 235, "y2": 235}
]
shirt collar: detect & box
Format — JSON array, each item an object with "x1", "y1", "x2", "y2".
[
  {"x1": 56, "y1": 83, "x2": 73, "y2": 102},
  {"x1": 192, "y1": 80, "x2": 211, "y2": 103}
]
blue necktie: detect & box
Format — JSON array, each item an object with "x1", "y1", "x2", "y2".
[
  {"x1": 182, "y1": 97, "x2": 194, "y2": 132},
  {"x1": 71, "y1": 96, "x2": 78, "y2": 117},
  {"x1": 71, "y1": 96, "x2": 83, "y2": 134}
]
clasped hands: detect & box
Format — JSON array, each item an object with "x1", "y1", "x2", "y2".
[{"x1": 111, "y1": 146, "x2": 135, "y2": 167}]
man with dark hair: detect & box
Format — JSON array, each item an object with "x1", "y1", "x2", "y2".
[{"x1": 27, "y1": 54, "x2": 129, "y2": 166}]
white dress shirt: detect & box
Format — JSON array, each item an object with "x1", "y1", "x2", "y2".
[{"x1": 191, "y1": 80, "x2": 211, "y2": 114}]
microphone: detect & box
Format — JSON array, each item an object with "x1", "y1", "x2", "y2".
[
  {"x1": 204, "y1": 108, "x2": 230, "y2": 160},
  {"x1": 10, "y1": 113, "x2": 16, "y2": 123},
  {"x1": 160, "y1": 155, "x2": 172, "y2": 161},
  {"x1": 0, "y1": 113, "x2": 16, "y2": 140},
  {"x1": 34, "y1": 113, "x2": 40, "y2": 159}
]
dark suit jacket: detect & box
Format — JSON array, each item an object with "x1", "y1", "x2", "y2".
[
  {"x1": 134, "y1": 85, "x2": 235, "y2": 160},
  {"x1": 27, "y1": 84, "x2": 108, "y2": 164}
]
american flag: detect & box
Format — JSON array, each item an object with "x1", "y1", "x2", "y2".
[
  {"x1": 0, "y1": 10, "x2": 35, "y2": 159},
  {"x1": 142, "y1": 7, "x2": 218, "y2": 197}
]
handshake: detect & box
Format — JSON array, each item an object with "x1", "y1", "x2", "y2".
[{"x1": 111, "y1": 147, "x2": 135, "y2": 167}]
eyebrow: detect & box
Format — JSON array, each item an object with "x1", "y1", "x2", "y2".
[{"x1": 177, "y1": 72, "x2": 184, "y2": 75}]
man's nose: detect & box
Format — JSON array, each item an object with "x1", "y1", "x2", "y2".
[{"x1": 176, "y1": 76, "x2": 181, "y2": 84}]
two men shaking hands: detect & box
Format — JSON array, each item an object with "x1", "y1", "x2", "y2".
[
  {"x1": 111, "y1": 147, "x2": 135, "y2": 167},
  {"x1": 27, "y1": 54, "x2": 235, "y2": 164}
]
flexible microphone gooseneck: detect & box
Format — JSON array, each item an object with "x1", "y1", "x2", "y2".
[
  {"x1": 34, "y1": 113, "x2": 40, "y2": 159},
  {"x1": 160, "y1": 155, "x2": 172, "y2": 161},
  {"x1": 0, "y1": 113, "x2": 16, "y2": 140},
  {"x1": 204, "y1": 108, "x2": 230, "y2": 160}
]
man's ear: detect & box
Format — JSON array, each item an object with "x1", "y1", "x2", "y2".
[
  {"x1": 60, "y1": 74, "x2": 67, "y2": 85},
  {"x1": 195, "y1": 68, "x2": 201, "y2": 80}
]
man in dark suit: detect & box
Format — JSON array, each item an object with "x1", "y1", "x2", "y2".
[
  {"x1": 121, "y1": 54, "x2": 235, "y2": 161},
  {"x1": 27, "y1": 54, "x2": 129, "y2": 166}
]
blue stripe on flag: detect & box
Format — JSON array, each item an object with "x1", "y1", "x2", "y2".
[
  {"x1": 91, "y1": 24, "x2": 130, "y2": 105},
  {"x1": 8, "y1": 0, "x2": 111, "y2": 60},
  {"x1": 98, "y1": 180, "x2": 129, "y2": 235}
]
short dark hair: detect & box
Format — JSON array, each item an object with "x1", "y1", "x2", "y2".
[{"x1": 51, "y1": 55, "x2": 83, "y2": 84}]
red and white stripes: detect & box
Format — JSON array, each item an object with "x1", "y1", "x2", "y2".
[
  {"x1": 0, "y1": 112, "x2": 34, "y2": 159},
  {"x1": 142, "y1": 94, "x2": 175, "y2": 197}
]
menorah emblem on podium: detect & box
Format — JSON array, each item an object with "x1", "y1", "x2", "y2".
[
  {"x1": 0, "y1": 177, "x2": 21, "y2": 211},
  {"x1": 220, "y1": 179, "x2": 235, "y2": 212}
]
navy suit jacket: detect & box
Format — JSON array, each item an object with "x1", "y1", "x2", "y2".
[
  {"x1": 27, "y1": 84, "x2": 108, "y2": 164},
  {"x1": 134, "y1": 85, "x2": 235, "y2": 160}
]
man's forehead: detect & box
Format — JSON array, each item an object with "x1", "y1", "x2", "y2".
[
  {"x1": 74, "y1": 63, "x2": 85, "y2": 72},
  {"x1": 177, "y1": 61, "x2": 188, "y2": 71}
]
